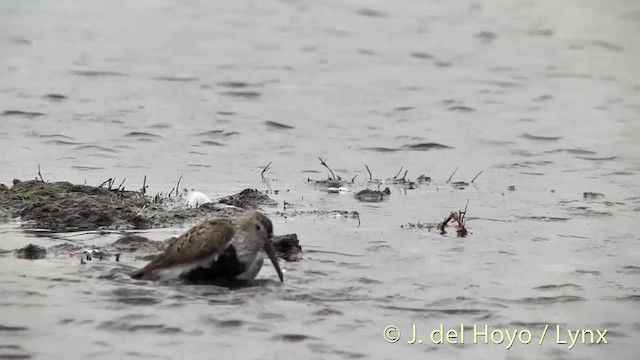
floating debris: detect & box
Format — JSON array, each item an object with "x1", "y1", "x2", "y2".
[
  {"x1": 583, "y1": 192, "x2": 605, "y2": 200},
  {"x1": 327, "y1": 187, "x2": 351, "y2": 194},
  {"x1": 354, "y1": 187, "x2": 390, "y2": 202}
]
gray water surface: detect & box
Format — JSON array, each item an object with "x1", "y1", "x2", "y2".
[{"x1": 1, "y1": 0, "x2": 639, "y2": 359}]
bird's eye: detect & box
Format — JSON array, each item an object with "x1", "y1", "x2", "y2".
[{"x1": 255, "y1": 224, "x2": 262, "y2": 231}]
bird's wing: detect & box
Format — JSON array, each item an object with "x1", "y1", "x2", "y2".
[{"x1": 132, "y1": 219, "x2": 235, "y2": 279}]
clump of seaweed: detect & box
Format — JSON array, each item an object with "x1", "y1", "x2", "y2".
[{"x1": 402, "y1": 201, "x2": 470, "y2": 237}]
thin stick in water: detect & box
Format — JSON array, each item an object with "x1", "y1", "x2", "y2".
[
  {"x1": 470, "y1": 170, "x2": 483, "y2": 183},
  {"x1": 393, "y1": 166, "x2": 404, "y2": 179},
  {"x1": 446, "y1": 167, "x2": 459, "y2": 183},
  {"x1": 99, "y1": 178, "x2": 112, "y2": 188},
  {"x1": 318, "y1": 157, "x2": 336, "y2": 180},
  {"x1": 261, "y1": 161, "x2": 272, "y2": 179},
  {"x1": 460, "y1": 199, "x2": 470, "y2": 222},
  {"x1": 176, "y1": 174, "x2": 183, "y2": 195},
  {"x1": 141, "y1": 175, "x2": 147, "y2": 195},
  {"x1": 37, "y1": 164, "x2": 45, "y2": 182},
  {"x1": 365, "y1": 164, "x2": 372, "y2": 181}
]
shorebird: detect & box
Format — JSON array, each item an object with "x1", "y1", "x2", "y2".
[
  {"x1": 131, "y1": 211, "x2": 283, "y2": 284},
  {"x1": 185, "y1": 191, "x2": 211, "y2": 208}
]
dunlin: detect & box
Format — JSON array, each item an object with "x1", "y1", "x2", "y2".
[{"x1": 131, "y1": 211, "x2": 283, "y2": 284}]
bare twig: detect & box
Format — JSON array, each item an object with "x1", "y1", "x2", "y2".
[
  {"x1": 460, "y1": 199, "x2": 470, "y2": 222},
  {"x1": 446, "y1": 167, "x2": 459, "y2": 183},
  {"x1": 117, "y1": 177, "x2": 126, "y2": 190},
  {"x1": 438, "y1": 212, "x2": 456, "y2": 233},
  {"x1": 393, "y1": 166, "x2": 404, "y2": 179},
  {"x1": 168, "y1": 187, "x2": 175, "y2": 198},
  {"x1": 470, "y1": 170, "x2": 483, "y2": 183},
  {"x1": 99, "y1": 178, "x2": 112, "y2": 188},
  {"x1": 37, "y1": 164, "x2": 45, "y2": 182},
  {"x1": 455, "y1": 203, "x2": 469, "y2": 237},
  {"x1": 401, "y1": 170, "x2": 408, "y2": 180},
  {"x1": 318, "y1": 157, "x2": 336, "y2": 180},
  {"x1": 365, "y1": 164, "x2": 372, "y2": 181},
  {"x1": 351, "y1": 174, "x2": 357, "y2": 183},
  {"x1": 141, "y1": 175, "x2": 147, "y2": 195},
  {"x1": 355, "y1": 212, "x2": 361, "y2": 227},
  {"x1": 261, "y1": 161, "x2": 272, "y2": 179},
  {"x1": 437, "y1": 200, "x2": 470, "y2": 236},
  {"x1": 176, "y1": 174, "x2": 183, "y2": 195}
]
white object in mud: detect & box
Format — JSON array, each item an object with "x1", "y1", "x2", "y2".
[
  {"x1": 186, "y1": 191, "x2": 212, "y2": 208},
  {"x1": 327, "y1": 187, "x2": 351, "y2": 194}
]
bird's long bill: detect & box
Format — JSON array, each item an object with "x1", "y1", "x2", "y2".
[{"x1": 263, "y1": 241, "x2": 284, "y2": 282}]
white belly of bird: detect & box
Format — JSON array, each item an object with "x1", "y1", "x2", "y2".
[
  {"x1": 154, "y1": 252, "x2": 221, "y2": 281},
  {"x1": 236, "y1": 254, "x2": 264, "y2": 280}
]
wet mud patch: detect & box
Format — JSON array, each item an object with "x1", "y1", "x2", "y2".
[
  {"x1": 307, "y1": 177, "x2": 346, "y2": 189},
  {"x1": 0, "y1": 178, "x2": 285, "y2": 232},
  {"x1": 218, "y1": 189, "x2": 277, "y2": 209},
  {"x1": 354, "y1": 188, "x2": 390, "y2": 202},
  {"x1": 13, "y1": 244, "x2": 47, "y2": 260}
]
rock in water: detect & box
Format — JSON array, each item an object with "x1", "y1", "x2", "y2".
[
  {"x1": 354, "y1": 187, "x2": 391, "y2": 202},
  {"x1": 14, "y1": 244, "x2": 47, "y2": 260}
]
